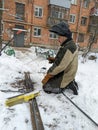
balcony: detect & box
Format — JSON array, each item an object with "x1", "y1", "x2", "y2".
[
  {"x1": 88, "y1": 24, "x2": 98, "y2": 35},
  {"x1": 47, "y1": 4, "x2": 70, "y2": 26},
  {"x1": 47, "y1": 17, "x2": 68, "y2": 27},
  {"x1": 88, "y1": 15, "x2": 98, "y2": 34},
  {"x1": 90, "y1": 6, "x2": 98, "y2": 16}
]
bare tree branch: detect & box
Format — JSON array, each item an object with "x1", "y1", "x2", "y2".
[{"x1": 82, "y1": 1, "x2": 98, "y2": 58}]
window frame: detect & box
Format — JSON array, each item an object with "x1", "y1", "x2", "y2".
[
  {"x1": 69, "y1": 14, "x2": 76, "y2": 23},
  {"x1": 83, "y1": 0, "x2": 89, "y2": 8},
  {"x1": 55, "y1": 11, "x2": 64, "y2": 19},
  {"x1": 33, "y1": 27, "x2": 41, "y2": 37},
  {"x1": 34, "y1": 6, "x2": 43, "y2": 18},
  {"x1": 49, "y1": 32, "x2": 58, "y2": 39},
  {"x1": 81, "y1": 16, "x2": 87, "y2": 26}
]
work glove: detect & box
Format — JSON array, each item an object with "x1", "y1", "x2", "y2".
[
  {"x1": 42, "y1": 74, "x2": 53, "y2": 85},
  {"x1": 47, "y1": 57, "x2": 55, "y2": 63}
]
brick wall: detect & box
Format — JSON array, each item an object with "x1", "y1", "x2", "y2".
[
  {"x1": 69, "y1": 0, "x2": 98, "y2": 48},
  {"x1": 1, "y1": 0, "x2": 98, "y2": 49}
]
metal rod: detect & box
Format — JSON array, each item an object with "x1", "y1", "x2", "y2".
[
  {"x1": 30, "y1": 98, "x2": 44, "y2": 130},
  {"x1": 0, "y1": 37, "x2": 13, "y2": 53},
  {"x1": 62, "y1": 92, "x2": 98, "y2": 126}
]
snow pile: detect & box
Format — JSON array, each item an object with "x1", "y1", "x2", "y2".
[{"x1": 0, "y1": 47, "x2": 98, "y2": 130}]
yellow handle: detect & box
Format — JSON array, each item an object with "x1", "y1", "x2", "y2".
[{"x1": 5, "y1": 92, "x2": 40, "y2": 107}]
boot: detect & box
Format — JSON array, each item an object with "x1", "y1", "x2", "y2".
[
  {"x1": 66, "y1": 80, "x2": 78, "y2": 95},
  {"x1": 73, "y1": 80, "x2": 79, "y2": 90}
]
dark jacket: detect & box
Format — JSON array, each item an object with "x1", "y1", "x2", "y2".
[{"x1": 47, "y1": 38, "x2": 78, "y2": 88}]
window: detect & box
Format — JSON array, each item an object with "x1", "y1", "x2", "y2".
[
  {"x1": 55, "y1": 11, "x2": 64, "y2": 19},
  {"x1": 51, "y1": 10, "x2": 64, "y2": 19},
  {"x1": 69, "y1": 14, "x2": 76, "y2": 23},
  {"x1": 71, "y1": 0, "x2": 77, "y2": 5},
  {"x1": 33, "y1": 27, "x2": 41, "y2": 37},
  {"x1": 50, "y1": 32, "x2": 58, "y2": 39},
  {"x1": 83, "y1": 0, "x2": 89, "y2": 8},
  {"x1": 78, "y1": 33, "x2": 84, "y2": 42},
  {"x1": 15, "y1": 2, "x2": 25, "y2": 20},
  {"x1": 34, "y1": 6, "x2": 43, "y2": 17},
  {"x1": 81, "y1": 17, "x2": 87, "y2": 25}
]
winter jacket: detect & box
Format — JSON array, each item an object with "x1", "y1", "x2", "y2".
[{"x1": 47, "y1": 38, "x2": 78, "y2": 88}]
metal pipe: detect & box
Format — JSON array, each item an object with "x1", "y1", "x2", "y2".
[
  {"x1": 62, "y1": 92, "x2": 98, "y2": 127},
  {"x1": 76, "y1": 0, "x2": 83, "y2": 44}
]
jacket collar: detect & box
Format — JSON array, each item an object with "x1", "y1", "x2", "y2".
[{"x1": 61, "y1": 38, "x2": 73, "y2": 46}]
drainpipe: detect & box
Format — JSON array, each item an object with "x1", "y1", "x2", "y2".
[
  {"x1": 30, "y1": 0, "x2": 34, "y2": 43},
  {"x1": 76, "y1": 0, "x2": 82, "y2": 44}
]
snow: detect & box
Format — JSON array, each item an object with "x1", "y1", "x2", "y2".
[{"x1": 0, "y1": 46, "x2": 98, "y2": 130}]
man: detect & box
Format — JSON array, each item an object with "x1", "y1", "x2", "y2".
[{"x1": 42, "y1": 22, "x2": 78, "y2": 95}]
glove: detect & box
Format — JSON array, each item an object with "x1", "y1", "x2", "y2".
[
  {"x1": 42, "y1": 74, "x2": 53, "y2": 85},
  {"x1": 47, "y1": 57, "x2": 55, "y2": 63}
]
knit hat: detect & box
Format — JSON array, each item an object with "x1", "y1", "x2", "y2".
[{"x1": 49, "y1": 22, "x2": 72, "y2": 38}]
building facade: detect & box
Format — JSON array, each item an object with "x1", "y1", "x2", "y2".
[
  {"x1": 69, "y1": 0, "x2": 98, "y2": 49},
  {"x1": 1, "y1": 0, "x2": 98, "y2": 49}
]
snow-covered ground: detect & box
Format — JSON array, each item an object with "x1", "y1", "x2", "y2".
[{"x1": 0, "y1": 46, "x2": 98, "y2": 130}]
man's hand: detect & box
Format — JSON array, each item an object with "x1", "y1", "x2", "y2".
[
  {"x1": 47, "y1": 57, "x2": 55, "y2": 63},
  {"x1": 42, "y1": 74, "x2": 53, "y2": 85}
]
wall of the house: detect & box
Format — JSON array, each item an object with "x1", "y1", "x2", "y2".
[
  {"x1": 1, "y1": 0, "x2": 98, "y2": 49},
  {"x1": 69, "y1": 0, "x2": 98, "y2": 49},
  {"x1": 2, "y1": 0, "x2": 32, "y2": 46}
]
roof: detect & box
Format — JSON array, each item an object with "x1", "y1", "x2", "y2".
[{"x1": 49, "y1": 0, "x2": 71, "y2": 8}]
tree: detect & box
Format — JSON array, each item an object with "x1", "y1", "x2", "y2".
[{"x1": 82, "y1": 1, "x2": 98, "y2": 59}]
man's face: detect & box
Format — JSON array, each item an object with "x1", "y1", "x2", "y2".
[{"x1": 57, "y1": 35, "x2": 67, "y2": 44}]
